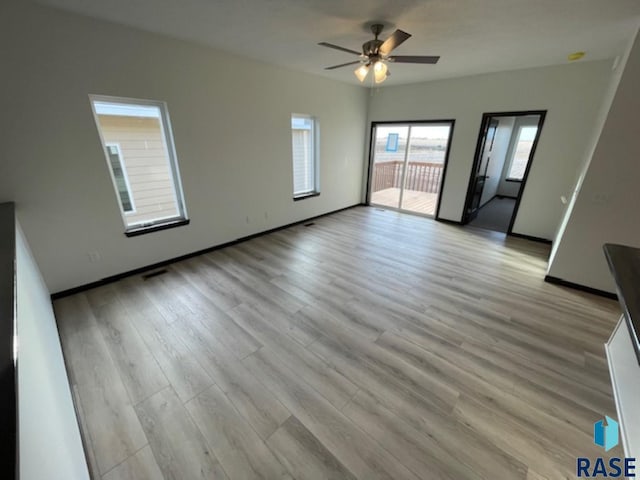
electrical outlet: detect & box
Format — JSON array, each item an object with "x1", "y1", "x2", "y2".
[{"x1": 87, "y1": 251, "x2": 101, "y2": 263}]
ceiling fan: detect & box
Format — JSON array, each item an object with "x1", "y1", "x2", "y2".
[{"x1": 319, "y1": 23, "x2": 440, "y2": 84}]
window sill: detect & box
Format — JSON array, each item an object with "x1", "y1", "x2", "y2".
[
  {"x1": 125, "y1": 218, "x2": 190, "y2": 237},
  {"x1": 293, "y1": 192, "x2": 320, "y2": 201},
  {"x1": 505, "y1": 178, "x2": 523, "y2": 183}
]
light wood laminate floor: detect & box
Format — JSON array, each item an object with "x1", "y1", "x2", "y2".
[{"x1": 54, "y1": 206, "x2": 621, "y2": 480}]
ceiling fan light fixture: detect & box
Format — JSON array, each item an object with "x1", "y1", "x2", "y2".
[
  {"x1": 320, "y1": 23, "x2": 439, "y2": 84},
  {"x1": 373, "y1": 61, "x2": 388, "y2": 83},
  {"x1": 355, "y1": 64, "x2": 370, "y2": 82}
]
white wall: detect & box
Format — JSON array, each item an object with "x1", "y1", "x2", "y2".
[
  {"x1": 366, "y1": 60, "x2": 613, "y2": 239},
  {"x1": 547, "y1": 29, "x2": 640, "y2": 293},
  {"x1": 0, "y1": 0, "x2": 368, "y2": 293},
  {"x1": 16, "y1": 222, "x2": 89, "y2": 480},
  {"x1": 548, "y1": 26, "x2": 639, "y2": 275},
  {"x1": 480, "y1": 117, "x2": 514, "y2": 206}
]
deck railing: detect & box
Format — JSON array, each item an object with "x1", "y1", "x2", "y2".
[{"x1": 372, "y1": 161, "x2": 443, "y2": 193}]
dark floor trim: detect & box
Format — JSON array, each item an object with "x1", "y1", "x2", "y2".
[
  {"x1": 435, "y1": 217, "x2": 463, "y2": 226},
  {"x1": 496, "y1": 195, "x2": 518, "y2": 200},
  {"x1": 51, "y1": 203, "x2": 364, "y2": 300},
  {"x1": 544, "y1": 275, "x2": 617, "y2": 300},
  {"x1": 509, "y1": 232, "x2": 552, "y2": 244}
]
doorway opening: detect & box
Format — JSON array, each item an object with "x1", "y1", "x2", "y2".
[
  {"x1": 462, "y1": 111, "x2": 545, "y2": 234},
  {"x1": 367, "y1": 120, "x2": 454, "y2": 218}
]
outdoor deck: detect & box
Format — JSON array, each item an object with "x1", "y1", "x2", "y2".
[
  {"x1": 370, "y1": 160, "x2": 442, "y2": 216},
  {"x1": 370, "y1": 187, "x2": 438, "y2": 216}
]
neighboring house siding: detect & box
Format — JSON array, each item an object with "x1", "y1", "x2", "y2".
[{"x1": 98, "y1": 115, "x2": 178, "y2": 225}]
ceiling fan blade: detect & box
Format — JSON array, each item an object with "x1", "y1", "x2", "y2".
[
  {"x1": 318, "y1": 42, "x2": 361, "y2": 56},
  {"x1": 324, "y1": 60, "x2": 362, "y2": 70},
  {"x1": 391, "y1": 55, "x2": 440, "y2": 64},
  {"x1": 379, "y1": 29, "x2": 411, "y2": 55}
]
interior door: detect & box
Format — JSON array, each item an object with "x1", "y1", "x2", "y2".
[{"x1": 466, "y1": 119, "x2": 498, "y2": 222}]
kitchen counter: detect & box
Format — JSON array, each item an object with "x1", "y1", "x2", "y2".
[{"x1": 604, "y1": 243, "x2": 640, "y2": 459}]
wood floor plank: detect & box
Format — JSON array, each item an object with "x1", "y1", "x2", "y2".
[
  {"x1": 228, "y1": 303, "x2": 359, "y2": 409},
  {"x1": 375, "y1": 331, "x2": 606, "y2": 459},
  {"x1": 243, "y1": 347, "x2": 421, "y2": 480},
  {"x1": 113, "y1": 280, "x2": 214, "y2": 403},
  {"x1": 186, "y1": 384, "x2": 291, "y2": 479},
  {"x1": 55, "y1": 295, "x2": 148, "y2": 475},
  {"x1": 453, "y1": 394, "x2": 582, "y2": 480},
  {"x1": 266, "y1": 415, "x2": 358, "y2": 480},
  {"x1": 72, "y1": 384, "x2": 102, "y2": 480},
  {"x1": 342, "y1": 389, "x2": 525, "y2": 480},
  {"x1": 172, "y1": 258, "x2": 242, "y2": 311},
  {"x1": 102, "y1": 445, "x2": 163, "y2": 480},
  {"x1": 85, "y1": 285, "x2": 169, "y2": 404},
  {"x1": 157, "y1": 268, "x2": 263, "y2": 359},
  {"x1": 135, "y1": 387, "x2": 228, "y2": 479},
  {"x1": 53, "y1": 206, "x2": 620, "y2": 480},
  {"x1": 304, "y1": 306, "x2": 459, "y2": 415},
  {"x1": 168, "y1": 316, "x2": 291, "y2": 440},
  {"x1": 206, "y1": 250, "x2": 305, "y2": 315}
]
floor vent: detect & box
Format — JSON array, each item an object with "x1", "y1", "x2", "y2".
[
  {"x1": 142, "y1": 269, "x2": 168, "y2": 280},
  {"x1": 304, "y1": 222, "x2": 315, "y2": 227}
]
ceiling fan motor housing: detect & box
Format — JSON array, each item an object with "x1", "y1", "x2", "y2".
[{"x1": 362, "y1": 39, "x2": 383, "y2": 56}]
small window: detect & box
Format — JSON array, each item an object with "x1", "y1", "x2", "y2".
[
  {"x1": 105, "y1": 144, "x2": 135, "y2": 213},
  {"x1": 385, "y1": 133, "x2": 399, "y2": 152},
  {"x1": 291, "y1": 115, "x2": 319, "y2": 199},
  {"x1": 90, "y1": 96, "x2": 188, "y2": 235},
  {"x1": 507, "y1": 126, "x2": 537, "y2": 181}
]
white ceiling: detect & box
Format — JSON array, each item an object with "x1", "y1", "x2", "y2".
[{"x1": 35, "y1": 0, "x2": 640, "y2": 86}]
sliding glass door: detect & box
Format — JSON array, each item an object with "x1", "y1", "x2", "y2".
[{"x1": 369, "y1": 121, "x2": 453, "y2": 217}]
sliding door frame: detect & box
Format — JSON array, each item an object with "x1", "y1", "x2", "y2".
[{"x1": 366, "y1": 119, "x2": 456, "y2": 220}]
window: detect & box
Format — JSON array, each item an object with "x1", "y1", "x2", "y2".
[
  {"x1": 105, "y1": 144, "x2": 134, "y2": 213},
  {"x1": 90, "y1": 96, "x2": 188, "y2": 235},
  {"x1": 291, "y1": 115, "x2": 319, "y2": 199},
  {"x1": 507, "y1": 126, "x2": 538, "y2": 181},
  {"x1": 385, "y1": 133, "x2": 399, "y2": 152}
]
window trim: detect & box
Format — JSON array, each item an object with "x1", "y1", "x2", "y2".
[
  {"x1": 291, "y1": 114, "x2": 320, "y2": 199},
  {"x1": 89, "y1": 94, "x2": 189, "y2": 236},
  {"x1": 293, "y1": 192, "x2": 321, "y2": 201},
  {"x1": 104, "y1": 142, "x2": 136, "y2": 214},
  {"x1": 124, "y1": 218, "x2": 190, "y2": 237}
]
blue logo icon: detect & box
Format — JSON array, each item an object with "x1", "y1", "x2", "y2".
[{"x1": 594, "y1": 416, "x2": 619, "y2": 451}]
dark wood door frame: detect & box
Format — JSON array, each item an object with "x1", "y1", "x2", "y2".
[
  {"x1": 466, "y1": 118, "x2": 499, "y2": 223},
  {"x1": 365, "y1": 119, "x2": 456, "y2": 220},
  {"x1": 461, "y1": 110, "x2": 547, "y2": 234}
]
